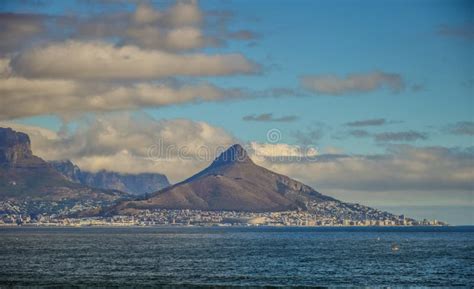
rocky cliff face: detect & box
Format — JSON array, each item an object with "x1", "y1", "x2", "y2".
[
  {"x1": 48, "y1": 160, "x2": 82, "y2": 182},
  {"x1": 50, "y1": 160, "x2": 170, "y2": 196},
  {"x1": 0, "y1": 128, "x2": 41, "y2": 167},
  {"x1": 81, "y1": 171, "x2": 170, "y2": 196}
]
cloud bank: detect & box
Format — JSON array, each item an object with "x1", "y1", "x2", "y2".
[
  {"x1": 257, "y1": 145, "x2": 474, "y2": 201},
  {"x1": 11, "y1": 41, "x2": 257, "y2": 80},
  {"x1": 0, "y1": 1, "x2": 260, "y2": 120},
  {"x1": 0, "y1": 66, "x2": 246, "y2": 120}
]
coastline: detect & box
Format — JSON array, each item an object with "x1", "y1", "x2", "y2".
[{"x1": 2, "y1": 224, "x2": 468, "y2": 230}]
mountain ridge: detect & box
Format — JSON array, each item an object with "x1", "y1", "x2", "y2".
[
  {"x1": 50, "y1": 160, "x2": 170, "y2": 196},
  {"x1": 111, "y1": 144, "x2": 335, "y2": 214}
]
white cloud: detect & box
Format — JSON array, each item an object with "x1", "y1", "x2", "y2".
[
  {"x1": 125, "y1": 1, "x2": 210, "y2": 51},
  {"x1": 11, "y1": 41, "x2": 258, "y2": 80},
  {"x1": 164, "y1": 26, "x2": 205, "y2": 50},
  {"x1": 255, "y1": 145, "x2": 474, "y2": 193},
  {"x1": 125, "y1": 26, "x2": 209, "y2": 51},
  {"x1": 132, "y1": 3, "x2": 162, "y2": 24},
  {"x1": 249, "y1": 142, "x2": 318, "y2": 159},
  {"x1": 0, "y1": 58, "x2": 12, "y2": 76},
  {"x1": 132, "y1": 1, "x2": 202, "y2": 27},
  {"x1": 0, "y1": 75, "x2": 245, "y2": 120},
  {"x1": 165, "y1": 0, "x2": 202, "y2": 27},
  {"x1": 0, "y1": 55, "x2": 247, "y2": 120},
  {"x1": 301, "y1": 71, "x2": 404, "y2": 95}
]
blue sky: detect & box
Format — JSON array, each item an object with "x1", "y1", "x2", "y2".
[
  {"x1": 7, "y1": 0, "x2": 473, "y2": 153},
  {"x1": 0, "y1": 0, "x2": 472, "y2": 224}
]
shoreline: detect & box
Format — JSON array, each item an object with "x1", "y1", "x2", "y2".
[{"x1": 0, "y1": 224, "x2": 459, "y2": 228}]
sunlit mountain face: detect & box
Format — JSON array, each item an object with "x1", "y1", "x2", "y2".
[{"x1": 0, "y1": 0, "x2": 472, "y2": 227}]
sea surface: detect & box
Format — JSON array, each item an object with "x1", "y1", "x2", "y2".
[{"x1": 0, "y1": 226, "x2": 472, "y2": 288}]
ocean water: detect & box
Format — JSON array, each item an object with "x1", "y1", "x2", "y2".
[{"x1": 0, "y1": 226, "x2": 472, "y2": 288}]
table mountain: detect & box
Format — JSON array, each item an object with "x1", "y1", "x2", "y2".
[
  {"x1": 112, "y1": 144, "x2": 336, "y2": 214},
  {"x1": 0, "y1": 127, "x2": 127, "y2": 215},
  {"x1": 50, "y1": 160, "x2": 170, "y2": 196}
]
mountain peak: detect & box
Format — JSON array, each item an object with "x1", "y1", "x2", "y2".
[
  {"x1": 112, "y1": 142, "x2": 333, "y2": 213},
  {"x1": 211, "y1": 144, "x2": 252, "y2": 167}
]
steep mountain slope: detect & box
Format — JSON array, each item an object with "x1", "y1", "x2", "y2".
[
  {"x1": 50, "y1": 160, "x2": 170, "y2": 195},
  {"x1": 112, "y1": 144, "x2": 335, "y2": 213}
]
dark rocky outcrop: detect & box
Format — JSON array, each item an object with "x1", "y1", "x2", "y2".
[{"x1": 0, "y1": 128, "x2": 45, "y2": 168}]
